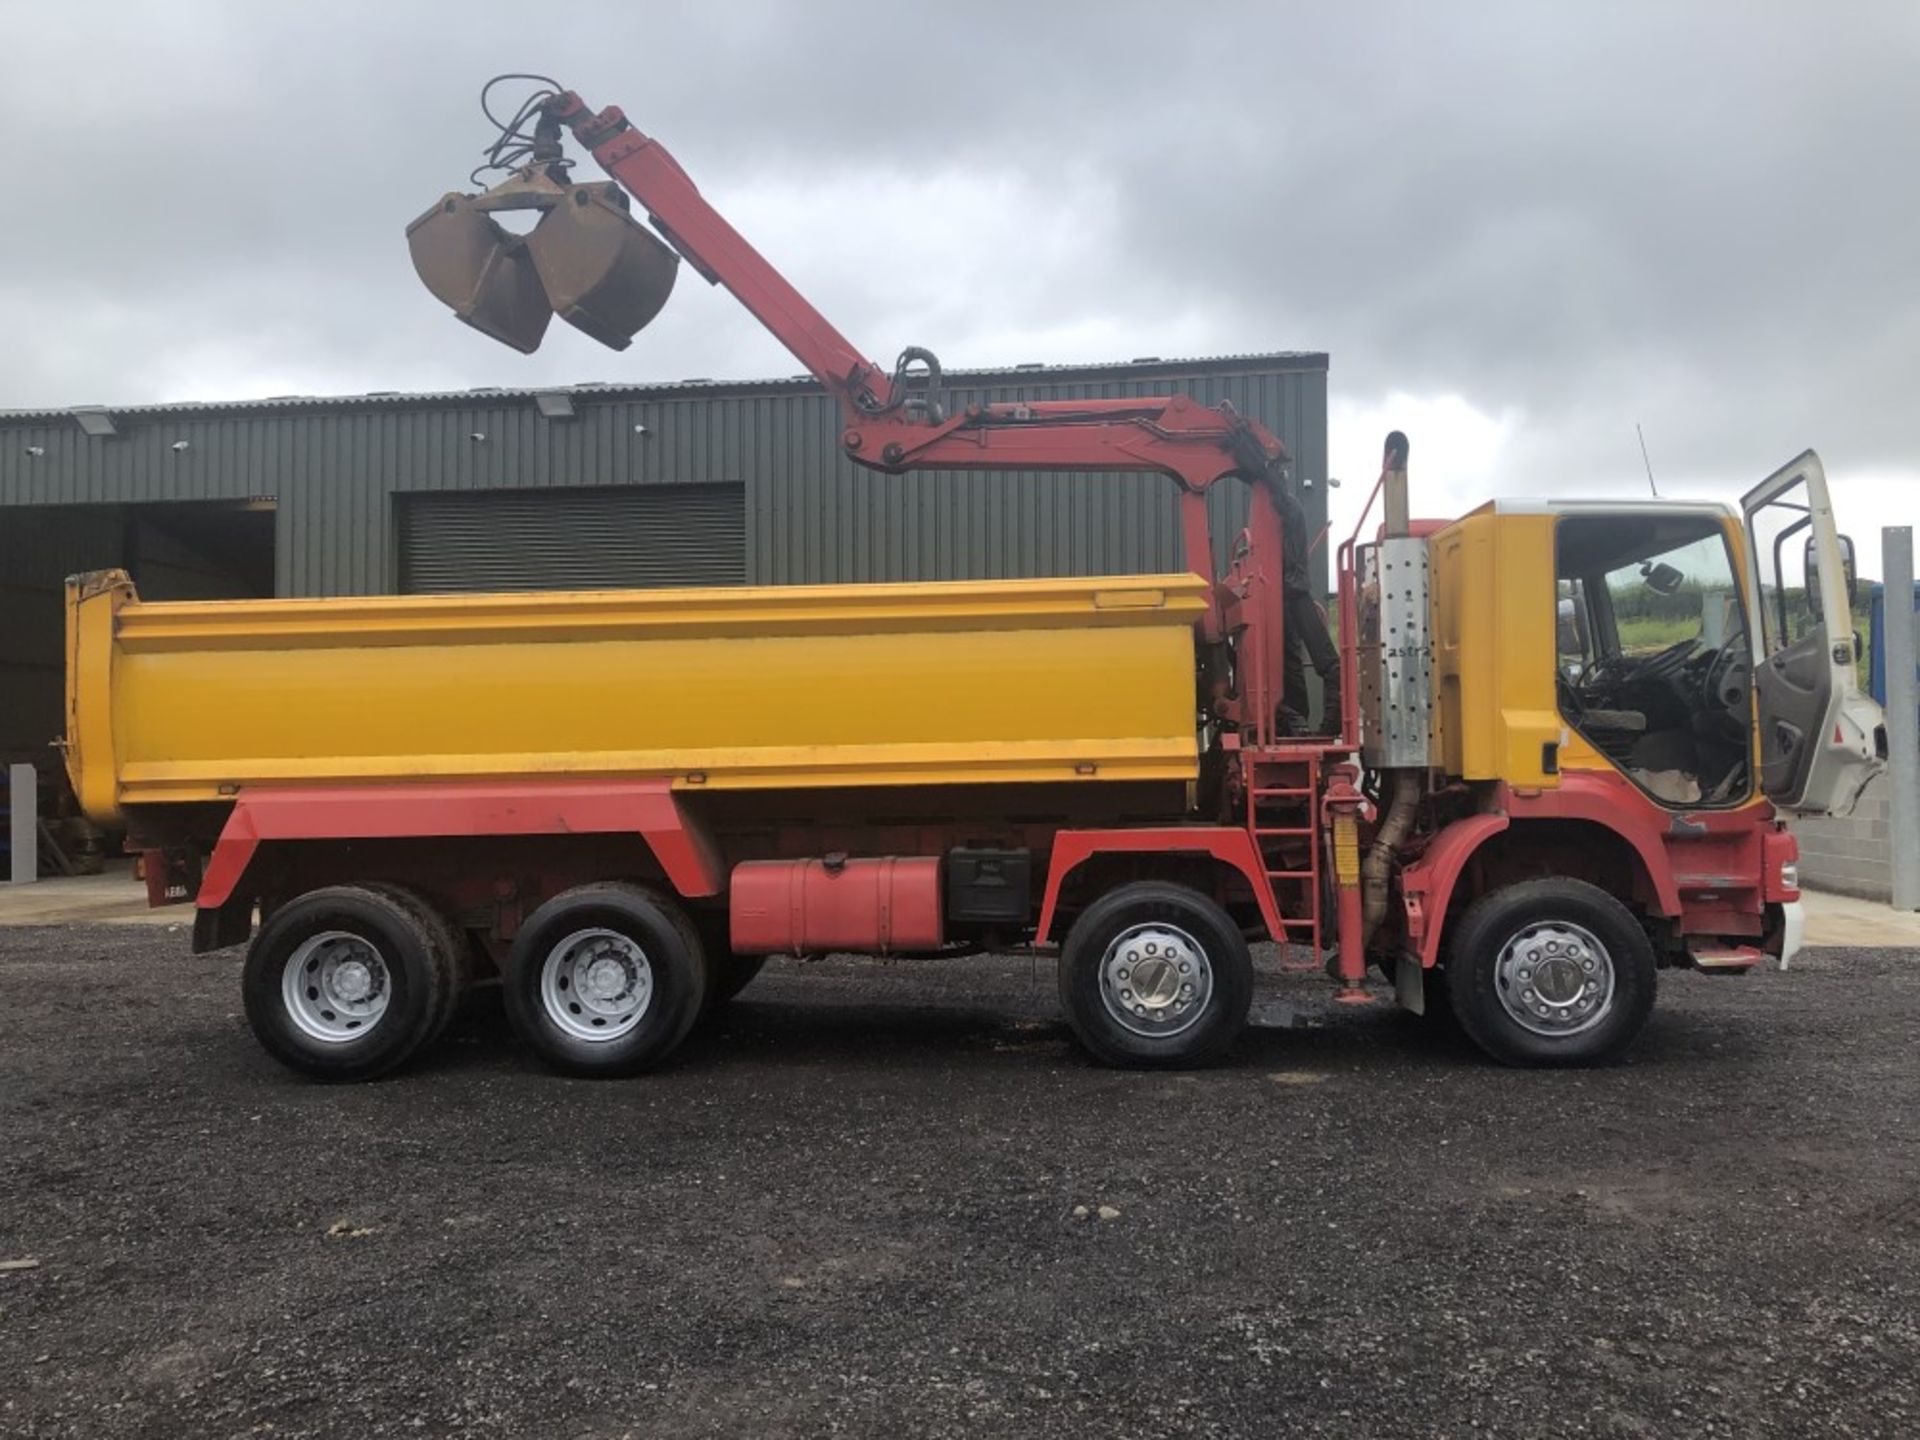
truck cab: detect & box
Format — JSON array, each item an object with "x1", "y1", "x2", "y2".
[
  {"x1": 1430, "y1": 453, "x2": 1884, "y2": 820},
  {"x1": 1362, "y1": 452, "x2": 1883, "y2": 1065}
]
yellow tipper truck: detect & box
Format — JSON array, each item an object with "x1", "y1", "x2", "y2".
[{"x1": 66, "y1": 76, "x2": 1886, "y2": 1081}]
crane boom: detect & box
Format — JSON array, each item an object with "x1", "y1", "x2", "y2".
[
  {"x1": 540, "y1": 90, "x2": 1291, "y2": 496},
  {"x1": 407, "y1": 79, "x2": 1306, "y2": 736}
]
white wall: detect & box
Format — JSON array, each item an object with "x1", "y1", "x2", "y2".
[{"x1": 1791, "y1": 771, "x2": 1894, "y2": 900}]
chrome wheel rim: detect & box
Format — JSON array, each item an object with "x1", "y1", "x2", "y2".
[
  {"x1": 283, "y1": 930, "x2": 391, "y2": 1043},
  {"x1": 1494, "y1": 920, "x2": 1615, "y2": 1037},
  {"x1": 1098, "y1": 922, "x2": 1212, "y2": 1038},
  {"x1": 540, "y1": 928, "x2": 652, "y2": 1042}
]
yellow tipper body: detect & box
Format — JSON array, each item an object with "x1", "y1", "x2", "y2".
[
  {"x1": 1428, "y1": 507, "x2": 1560, "y2": 788},
  {"x1": 64, "y1": 570, "x2": 1207, "y2": 823}
]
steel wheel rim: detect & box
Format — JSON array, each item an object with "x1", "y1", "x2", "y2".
[
  {"x1": 1098, "y1": 922, "x2": 1213, "y2": 1038},
  {"x1": 1494, "y1": 919, "x2": 1615, "y2": 1037},
  {"x1": 540, "y1": 927, "x2": 653, "y2": 1042},
  {"x1": 282, "y1": 930, "x2": 392, "y2": 1044}
]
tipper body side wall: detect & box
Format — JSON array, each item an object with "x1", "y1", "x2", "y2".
[{"x1": 66, "y1": 570, "x2": 1208, "y2": 820}]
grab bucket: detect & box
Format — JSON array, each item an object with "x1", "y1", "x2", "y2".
[
  {"x1": 527, "y1": 184, "x2": 679, "y2": 350},
  {"x1": 406, "y1": 194, "x2": 553, "y2": 355},
  {"x1": 408, "y1": 174, "x2": 678, "y2": 353}
]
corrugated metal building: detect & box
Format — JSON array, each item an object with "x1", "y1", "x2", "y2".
[{"x1": 0, "y1": 351, "x2": 1328, "y2": 780}]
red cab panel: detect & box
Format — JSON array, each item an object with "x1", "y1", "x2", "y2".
[{"x1": 729, "y1": 857, "x2": 944, "y2": 956}]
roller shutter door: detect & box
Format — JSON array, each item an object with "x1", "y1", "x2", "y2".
[{"x1": 398, "y1": 483, "x2": 745, "y2": 593}]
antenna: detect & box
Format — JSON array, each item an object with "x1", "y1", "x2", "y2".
[{"x1": 1636, "y1": 422, "x2": 1659, "y2": 498}]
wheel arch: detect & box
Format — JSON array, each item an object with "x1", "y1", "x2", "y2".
[
  {"x1": 191, "y1": 780, "x2": 725, "y2": 953},
  {"x1": 1035, "y1": 828, "x2": 1285, "y2": 945},
  {"x1": 1404, "y1": 813, "x2": 1678, "y2": 970}
]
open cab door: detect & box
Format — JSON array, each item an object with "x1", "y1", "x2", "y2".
[{"x1": 1741, "y1": 451, "x2": 1886, "y2": 815}]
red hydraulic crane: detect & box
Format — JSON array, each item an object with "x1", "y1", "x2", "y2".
[{"x1": 406, "y1": 78, "x2": 1347, "y2": 752}]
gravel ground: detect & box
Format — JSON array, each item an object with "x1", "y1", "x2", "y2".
[{"x1": 1, "y1": 925, "x2": 1916, "y2": 1439}]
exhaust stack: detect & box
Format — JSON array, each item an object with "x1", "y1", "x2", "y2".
[
  {"x1": 1358, "y1": 431, "x2": 1430, "y2": 956},
  {"x1": 1357, "y1": 430, "x2": 1430, "y2": 771}
]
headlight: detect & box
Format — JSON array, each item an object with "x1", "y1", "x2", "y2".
[{"x1": 1779, "y1": 861, "x2": 1799, "y2": 891}]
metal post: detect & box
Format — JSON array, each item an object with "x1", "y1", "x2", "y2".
[
  {"x1": 1884, "y1": 528, "x2": 1919, "y2": 911},
  {"x1": 7, "y1": 764, "x2": 35, "y2": 886}
]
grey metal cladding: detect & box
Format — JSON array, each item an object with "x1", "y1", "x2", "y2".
[{"x1": 0, "y1": 352, "x2": 1329, "y2": 598}]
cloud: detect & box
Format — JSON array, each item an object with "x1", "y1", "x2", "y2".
[
  {"x1": 1328, "y1": 392, "x2": 1519, "y2": 539},
  {"x1": 1, "y1": 0, "x2": 1914, "y2": 547}
]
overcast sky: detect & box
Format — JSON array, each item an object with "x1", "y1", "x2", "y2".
[{"x1": 3, "y1": 1, "x2": 1916, "y2": 566}]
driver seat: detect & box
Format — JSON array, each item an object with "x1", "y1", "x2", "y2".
[{"x1": 1580, "y1": 708, "x2": 1647, "y2": 763}]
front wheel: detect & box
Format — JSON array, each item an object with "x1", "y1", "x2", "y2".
[
  {"x1": 1057, "y1": 881, "x2": 1253, "y2": 1069},
  {"x1": 1445, "y1": 878, "x2": 1656, "y2": 1067}
]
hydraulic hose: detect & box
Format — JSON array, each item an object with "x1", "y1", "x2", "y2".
[{"x1": 1361, "y1": 771, "x2": 1419, "y2": 946}]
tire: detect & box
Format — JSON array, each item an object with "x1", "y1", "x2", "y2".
[
  {"x1": 1445, "y1": 878, "x2": 1656, "y2": 1067},
  {"x1": 241, "y1": 885, "x2": 454, "y2": 1082},
  {"x1": 691, "y1": 912, "x2": 767, "y2": 1012},
  {"x1": 363, "y1": 884, "x2": 471, "y2": 1048},
  {"x1": 503, "y1": 883, "x2": 707, "y2": 1077},
  {"x1": 1057, "y1": 881, "x2": 1253, "y2": 1069}
]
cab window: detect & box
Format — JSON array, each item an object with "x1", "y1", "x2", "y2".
[
  {"x1": 1745, "y1": 474, "x2": 1824, "y2": 653},
  {"x1": 1554, "y1": 513, "x2": 1751, "y2": 808}
]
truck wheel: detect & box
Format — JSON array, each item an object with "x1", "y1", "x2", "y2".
[
  {"x1": 241, "y1": 885, "x2": 455, "y2": 1082},
  {"x1": 1057, "y1": 881, "x2": 1253, "y2": 1068},
  {"x1": 503, "y1": 883, "x2": 707, "y2": 1077},
  {"x1": 1445, "y1": 878, "x2": 1656, "y2": 1067},
  {"x1": 363, "y1": 884, "x2": 472, "y2": 1047}
]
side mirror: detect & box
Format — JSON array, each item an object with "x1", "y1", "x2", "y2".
[
  {"x1": 1642, "y1": 561, "x2": 1685, "y2": 596},
  {"x1": 1807, "y1": 533, "x2": 1860, "y2": 613}
]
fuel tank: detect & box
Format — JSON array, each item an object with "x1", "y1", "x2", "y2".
[{"x1": 728, "y1": 856, "x2": 943, "y2": 956}]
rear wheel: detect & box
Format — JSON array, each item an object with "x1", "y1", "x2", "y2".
[
  {"x1": 1057, "y1": 881, "x2": 1253, "y2": 1069},
  {"x1": 1446, "y1": 878, "x2": 1656, "y2": 1066},
  {"x1": 503, "y1": 883, "x2": 707, "y2": 1077},
  {"x1": 241, "y1": 885, "x2": 454, "y2": 1082},
  {"x1": 364, "y1": 884, "x2": 471, "y2": 1047}
]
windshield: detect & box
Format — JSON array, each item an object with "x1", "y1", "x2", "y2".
[{"x1": 1599, "y1": 531, "x2": 1742, "y2": 660}]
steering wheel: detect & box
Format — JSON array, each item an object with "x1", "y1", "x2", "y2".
[
  {"x1": 1579, "y1": 636, "x2": 1691, "y2": 697},
  {"x1": 1557, "y1": 668, "x2": 1588, "y2": 723},
  {"x1": 1636, "y1": 636, "x2": 1699, "y2": 682},
  {"x1": 1577, "y1": 653, "x2": 1624, "y2": 693}
]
